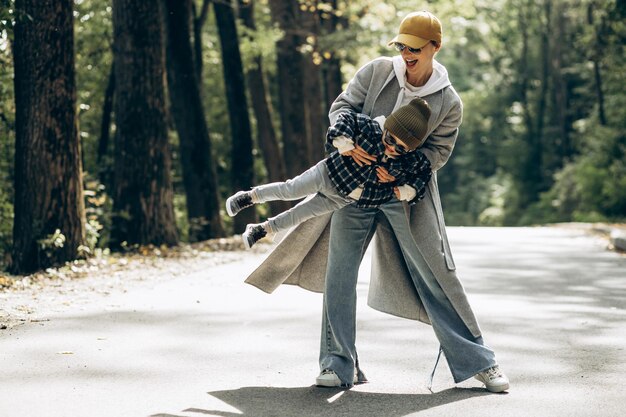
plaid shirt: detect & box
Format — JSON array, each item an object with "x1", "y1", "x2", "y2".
[{"x1": 324, "y1": 112, "x2": 432, "y2": 208}]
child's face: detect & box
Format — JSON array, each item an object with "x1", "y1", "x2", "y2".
[{"x1": 382, "y1": 130, "x2": 411, "y2": 157}]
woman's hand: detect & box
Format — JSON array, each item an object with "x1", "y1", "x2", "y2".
[
  {"x1": 341, "y1": 145, "x2": 377, "y2": 167},
  {"x1": 376, "y1": 166, "x2": 396, "y2": 183}
]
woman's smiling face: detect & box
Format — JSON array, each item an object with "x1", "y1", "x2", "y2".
[{"x1": 401, "y1": 41, "x2": 439, "y2": 76}]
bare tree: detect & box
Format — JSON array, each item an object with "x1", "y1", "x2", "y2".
[
  {"x1": 192, "y1": 0, "x2": 211, "y2": 86},
  {"x1": 164, "y1": 0, "x2": 225, "y2": 240},
  {"x1": 97, "y1": 61, "x2": 115, "y2": 187},
  {"x1": 320, "y1": 0, "x2": 344, "y2": 115},
  {"x1": 213, "y1": 0, "x2": 257, "y2": 233},
  {"x1": 11, "y1": 0, "x2": 86, "y2": 273},
  {"x1": 238, "y1": 0, "x2": 290, "y2": 216},
  {"x1": 111, "y1": 0, "x2": 178, "y2": 247},
  {"x1": 587, "y1": 1, "x2": 607, "y2": 126},
  {"x1": 268, "y1": 0, "x2": 311, "y2": 178},
  {"x1": 300, "y1": 1, "x2": 325, "y2": 163}
]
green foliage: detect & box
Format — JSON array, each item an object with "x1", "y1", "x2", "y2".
[
  {"x1": 0, "y1": 0, "x2": 14, "y2": 39},
  {"x1": 440, "y1": 0, "x2": 625, "y2": 225},
  {"x1": 0, "y1": 185, "x2": 12, "y2": 265},
  {"x1": 173, "y1": 193, "x2": 190, "y2": 243},
  {"x1": 237, "y1": 18, "x2": 281, "y2": 74},
  {"x1": 478, "y1": 172, "x2": 515, "y2": 227},
  {"x1": 0, "y1": 0, "x2": 624, "y2": 267},
  {"x1": 530, "y1": 123, "x2": 626, "y2": 224},
  {"x1": 73, "y1": 0, "x2": 113, "y2": 178},
  {"x1": 0, "y1": 1, "x2": 13, "y2": 265},
  {"x1": 37, "y1": 229, "x2": 67, "y2": 264},
  {"x1": 84, "y1": 177, "x2": 110, "y2": 249},
  {"x1": 83, "y1": 219, "x2": 103, "y2": 253}
]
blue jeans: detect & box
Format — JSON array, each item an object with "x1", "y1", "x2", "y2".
[
  {"x1": 320, "y1": 200, "x2": 497, "y2": 386},
  {"x1": 253, "y1": 161, "x2": 354, "y2": 233}
]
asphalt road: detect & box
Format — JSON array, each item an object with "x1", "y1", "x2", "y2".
[{"x1": 1, "y1": 227, "x2": 625, "y2": 417}]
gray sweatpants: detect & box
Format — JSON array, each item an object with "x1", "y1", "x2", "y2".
[{"x1": 253, "y1": 160, "x2": 355, "y2": 234}]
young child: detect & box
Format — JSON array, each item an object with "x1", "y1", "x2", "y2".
[{"x1": 227, "y1": 98, "x2": 432, "y2": 249}]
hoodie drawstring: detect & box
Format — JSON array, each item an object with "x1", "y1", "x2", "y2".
[
  {"x1": 427, "y1": 345, "x2": 443, "y2": 392},
  {"x1": 392, "y1": 86, "x2": 406, "y2": 112}
]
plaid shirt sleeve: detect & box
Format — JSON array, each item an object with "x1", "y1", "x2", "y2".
[
  {"x1": 326, "y1": 111, "x2": 383, "y2": 154},
  {"x1": 393, "y1": 150, "x2": 432, "y2": 205},
  {"x1": 325, "y1": 112, "x2": 359, "y2": 154},
  {"x1": 354, "y1": 114, "x2": 383, "y2": 155}
]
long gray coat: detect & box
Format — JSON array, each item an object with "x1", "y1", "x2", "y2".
[{"x1": 246, "y1": 57, "x2": 482, "y2": 338}]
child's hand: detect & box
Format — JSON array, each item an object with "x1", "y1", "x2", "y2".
[
  {"x1": 394, "y1": 187, "x2": 401, "y2": 200},
  {"x1": 342, "y1": 145, "x2": 376, "y2": 166},
  {"x1": 376, "y1": 166, "x2": 396, "y2": 183}
]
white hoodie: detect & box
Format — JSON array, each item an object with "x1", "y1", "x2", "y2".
[
  {"x1": 391, "y1": 55, "x2": 451, "y2": 111},
  {"x1": 373, "y1": 56, "x2": 452, "y2": 141},
  {"x1": 376, "y1": 56, "x2": 451, "y2": 200}
]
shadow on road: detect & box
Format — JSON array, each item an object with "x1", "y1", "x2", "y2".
[{"x1": 151, "y1": 385, "x2": 490, "y2": 417}]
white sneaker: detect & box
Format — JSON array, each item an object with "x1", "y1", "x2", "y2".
[
  {"x1": 241, "y1": 223, "x2": 268, "y2": 249},
  {"x1": 474, "y1": 365, "x2": 510, "y2": 393},
  {"x1": 315, "y1": 369, "x2": 358, "y2": 387},
  {"x1": 225, "y1": 191, "x2": 254, "y2": 217}
]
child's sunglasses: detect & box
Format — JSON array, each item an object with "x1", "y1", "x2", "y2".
[{"x1": 383, "y1": 131, "x2": 409, "y2": 155}]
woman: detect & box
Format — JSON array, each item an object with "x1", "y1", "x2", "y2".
[{"x1": 246, "y1": 10, "x2": 509, "y2": 393}]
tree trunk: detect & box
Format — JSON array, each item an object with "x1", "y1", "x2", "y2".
[
  {"x1": 268, "y1": 0, "x2": 311, "y2": 178},
  {"x1": 301, "y1": 2, "x2": 325, "y2": 163},
  {"x1": 320, "y1": 0, "x2": 344, "y2": 115},
  {"x1": 319, "y1": 0, "x2": 344, "y2": 159},
  {"x1": 552, "y1": 1, "x2": 571, "y2": 160},
  {"x1": 11, "y1": 0, "x2": 86, "y2": 273},
  {"x1": 530, "y1": 0, "x2": 550, "y2": 189},
  {"x1": 192, "y1": 0, "x2": 211, "y2": 85},
  {"x1": 535, "y1": 0, "x2": 550, "y2": 151},
  {"x1": 98, "y1": 62, "x2": 115, "y2": 164},
  {"x1": 214, "y1": 0, "x2": 257, "y2": 233},
  {"x1": 111, "y1": 0, "x2": 178, "y2": 247},
  {"x1": 587, "y1": 2, "x2": 607, "y2": 126},
  {"x1": 591, "y1": 57, "x2": 606, "y2": 126},
  {"x1": 238, "y1": 0, "x2": 290, "y2": 216},
  {"x1": 304, "y1": 57, "x2": 325, "y2": 163},
  {"x1": 517, "y1": 1, "x2": 542, "y2": 208},
  {"x1": 164, "y1": 0, "x2": 225, "y2": 241},
  {"x1": 97, "y1": 61, "x2": 115, "y2": 187},
  {"x1": 322, "y1": 54, "x2": 342, "y2": 113}
]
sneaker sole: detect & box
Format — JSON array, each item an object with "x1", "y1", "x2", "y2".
[
  {"x1": 475, "y1": 376, "x2": 509, "y2": 393},
  {"x1": 315, "y1": 374, "x2": 359, "y2": 387},
  {"x1": 315, "y1": 378, "x2": 341, "y2": 388},
  {"x1": 242, "y1": 234, "x2": 252, "y2": 250},
  {"x1": 486, "y1": 382, "x2": 509, "y2": 393},
  {"x1": 225, "y1": 196, "x2": 236, "y2": 217}
]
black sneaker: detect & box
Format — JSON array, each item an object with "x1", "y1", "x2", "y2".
[
  {"x1": 242, "y1": 223, "x2": 267, "y2": 249},
  {"x1": 226, "y1": 191, "x2": 254, "y2": 217}
]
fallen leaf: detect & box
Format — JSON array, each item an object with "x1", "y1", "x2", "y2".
[{"x1": 0, "y1": 276, "x2": 13, "y2": 288}]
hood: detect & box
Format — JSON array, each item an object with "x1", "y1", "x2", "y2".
[{"x1": 392, "y1": 55, "x2": 451, "y2": 105}]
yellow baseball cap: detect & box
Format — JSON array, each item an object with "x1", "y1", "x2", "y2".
[{"x1": 388, "y1": 11, "x2": 442, "y2": 49}]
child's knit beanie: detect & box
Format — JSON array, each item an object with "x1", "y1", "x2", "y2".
[{"x1": 384, "y1": 97, "x2": 431, "y2": 150}]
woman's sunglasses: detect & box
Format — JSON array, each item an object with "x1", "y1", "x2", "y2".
[
  {"x1": 393, "y1": 42, "x2": 424, "y2": 55},
  {"x1": 383, "y1": 131, "x2": 409, "y2": 155}
]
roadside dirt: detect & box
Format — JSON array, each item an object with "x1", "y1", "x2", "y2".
[{"x1": 0, "y1": 237, "x2": 272, "y2": 330}]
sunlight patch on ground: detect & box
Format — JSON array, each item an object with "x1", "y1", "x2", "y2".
[{"x1": 326, "y1": 390, "x2": 346, "y2": 403}]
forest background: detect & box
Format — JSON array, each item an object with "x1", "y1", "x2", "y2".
[{"x1": 0, "y1": 0, "x2": 624, "y2": 274}]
